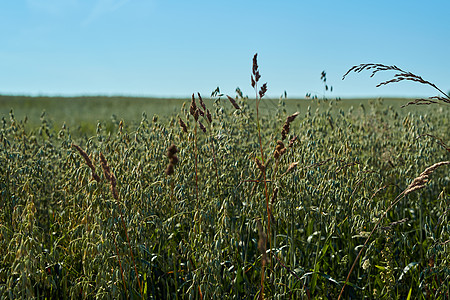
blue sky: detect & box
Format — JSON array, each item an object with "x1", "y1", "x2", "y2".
[{"x1": 1, "y1": 0, "x2": 449, "y2": 98}]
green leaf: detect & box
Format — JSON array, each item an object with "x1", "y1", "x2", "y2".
[{"x1": 406, "y1": 287, "x2": 412, "y2": 300}]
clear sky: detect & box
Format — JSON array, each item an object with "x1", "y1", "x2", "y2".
[{"x1": 1, "y1": 0, "x2": 449, "y2": 99}]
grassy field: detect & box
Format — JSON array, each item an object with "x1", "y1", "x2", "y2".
[
  {"x1": 1, "y1": 91, "x2": 449, "y2": 299},
  {"x1": 0, "y1": 94, "x2": 417, "y2": 135},
  {"x1": 1, "y1": 56, "x2": 450, "y2": 299}
]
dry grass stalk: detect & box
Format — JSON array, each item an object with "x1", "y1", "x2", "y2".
[
  {"x1": 269, "y1": 187, "x2": 279, "y2": 225},
  {"x1": 342, "y1": 63, "x2": 450, "y2": 106},
  {"x1": 338, "y1": 160, "x2": 450, "y2": 299},
  {"x1": 404, "y1": 161, "x2": 450, "y2": 195},
  {"x1": 99, "y1": 152, "x2": 118, "y2": 199},
  {"x1": 281, "y1": 162, "x2": 298, "y2": 177},
  {"x1": 72, "y1": 144, "x2": 101, "y2": 182},
  {"x1": 256, "y1": 218, "x2": 267, "y2": 300}
]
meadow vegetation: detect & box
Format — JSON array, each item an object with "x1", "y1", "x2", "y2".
[{"x1": 0, "y1": 55, "x2": 449, "y2": 299}]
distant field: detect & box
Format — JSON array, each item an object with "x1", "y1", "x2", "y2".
[{"x1": 0, "y1": 95, "x2": 418, "y2": 135}]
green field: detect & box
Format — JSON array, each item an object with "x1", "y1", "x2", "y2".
[
  {"x1": 0, "y1": 94, "x2": 449, "y2": 299},
  {"x1": 0, "y1": 94, "x2": 418, "y2": 135}
]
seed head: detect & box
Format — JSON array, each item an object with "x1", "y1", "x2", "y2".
[
  {"x1": 169, "y1": 155, "x2": 179, "y2": 165},
  {"x1": 193, "y1": 109, "x2": 199, "y2": 122},
  {"x1": 165, "y1": 163, "x2": 174, "y2": 176},
  {"x1": 179, "y1": 118, "x2": 188, "y2": 133},
  {"x1": 165, "y1": 144, "x2": 179, "y2": 176},
  {"x1": 286, "y1": 112, "x2": 299, "y2": 123},
  {"x1": 190, "y1": 94, "x2": 197, "y2": 118},
  {"x1": 288, "y1": 135, "x2": 298, "y2": 147},
  {"x1": 259, "y1": 83, "x2": 268, "y2": 98},
  {"x1": 167, "y1": 144, "x2": 178, "y2": 157},
  {"x1": 198, "y1": 121, "x2": 207, "y2": 133},
  {"x1": 198, "y1": 92, "x2": 206, "y2": 110},
  {"x1": 255, "y1": 158, "x2": 265, "y2": 173},
  {"x1": 252, "y1": 53, "x2": 258, "y2": 76},
  {"x1": 226, "y1": 95, "x2": 240, "y2": 110},
  {"x1": 206, "y1": 109, "x2": 212, "y2": 123},
  {"x1": 404, "y1": 161, "x2": 450, "y2": 195}
]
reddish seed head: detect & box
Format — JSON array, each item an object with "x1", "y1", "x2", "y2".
[
  {"x1": 288, "y1": 135, "x2": 298, "y2": 147},
  {"x1": 198, "y1": 121, "x2": 206, "y2": 133},
  {"x1": 206, "y1": 109, "x2": 212, "y2": 123},
  {"x1": 165, "y1": 163, "x2": 174, "y2": 176},
  {"x1": 179, "y1": 118, "x2": 188, "y2": 133},
  {"x1": 190, "y1": 94, "x2": 197, "y2": 117},
  {"x1": 252, "y1": 53, "x2": 258, "y2": 76},
  {"x1": 259, "y1": 83, "x2": 267, "y2": 98},
  {"x1": 227, "y1": 95, "x2": 240, "y2": 110},
  {"x1": 286, "y1": 112, "x2": 299, "y2": 123},
  {"x1": 167, "y1": 144, "x2": 178, "y2": 157},
  {"x1": 193, "y1": 109, "x2": 199, "y2": 121},
  {"x1": 169, "y1": 155, "x2": 178, "y2": 165},
  {"x1": 197, "y1": 92, "x2": 206, "y2": 110}
]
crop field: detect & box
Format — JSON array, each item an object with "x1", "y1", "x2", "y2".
[{"x1": 0, "y1": 61, "x2": 449, "y2": 299}]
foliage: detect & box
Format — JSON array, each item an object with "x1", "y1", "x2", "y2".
[{"x1": 0, "y1": 61, "x2": 449, "y2": 299}]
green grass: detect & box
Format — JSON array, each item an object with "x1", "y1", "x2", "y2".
[
  {"x1": 0, "y1": 94, "x2": 420, "y2": 135},
  {"x1": 0, "y1": 91, "x2": 448, "y2": 299}
]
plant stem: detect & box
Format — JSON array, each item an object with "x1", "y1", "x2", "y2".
[{"x1": 337, "y1": 191, "x2": 406, "y2": 300}]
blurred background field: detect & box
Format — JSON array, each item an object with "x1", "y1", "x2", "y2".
[{"x1": 0, "y1": 95, "x2": 418, "y2": 135}]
